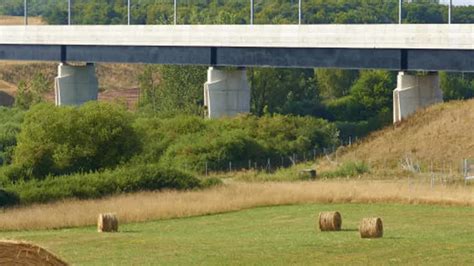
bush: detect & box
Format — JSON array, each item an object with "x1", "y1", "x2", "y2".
[
  {"x1": 0, "y1": 188, "x2": 20, "y2": 207},
  {"x1": 160, "y1": 129, "x2": 266, "y2": 172},
  {"x1": 134, "y1": 114, "x2": 339, "y2": 172},
  {"x1": 324, "y1": 96, "x2": 364, "y2": 122},
  {"x1": 320, "y1": 161, "x2": 370, "y2": 178},
  {"x1": 200, "y1": 177, "x2": 224, "y2": 188},
  {"x1": 7, "y1": 164, "x2": 200, "y2": 204},
  {"x1": 11, "y1": 102, "x2": 140, "y2": 180},
  {"x1": 0, "y1": 107, "x2": 24, "y2": 165}
]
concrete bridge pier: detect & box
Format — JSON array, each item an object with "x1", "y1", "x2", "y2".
[
  {"x1": 393, "y1": 71, "x2": 443, "y2": 123},
  {"x1": 54, "y1": 63, "x2": 99, "y2": 106},
  {"x1": 204, "y1": 67, "x2": 250, "y2": 118}
]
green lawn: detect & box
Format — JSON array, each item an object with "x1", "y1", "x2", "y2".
[{"x1": 1, "y1": 203, "x2": 473, "y2": 265}]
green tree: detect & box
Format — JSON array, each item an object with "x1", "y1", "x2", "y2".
[
  {"x1": 138, "y1": 65, "x2": 206, "y2": 116},
  {"x1": 14, "y1": 73, "x2": 50, "y2": 110},
  {"x1": 249, "y1": 68, "x2": 318, "y2": 116},
  {"x1": 316, "y1": 69, "x2": 359, "y2": 100},
  {"x1": 11, "y1": 102, "x2": 140, "y2": 179},
  {"x1": 350, "y1": 70, "x2": 395, "y2": 119},
  {"x1": 440, "y1": 72, "x2": 474, "y2": 101}
]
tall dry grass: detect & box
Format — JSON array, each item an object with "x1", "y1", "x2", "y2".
[{"x1": 0, "y1": 181, "x2": 472, "y2": 231}]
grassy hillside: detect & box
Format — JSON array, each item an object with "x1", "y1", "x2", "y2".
[
  {"x1": 1, "y1": 203, "x2": 473, "y2": 265},
  {"x1": 327, "y1": 99, "x2": 474, "y2": 175}
]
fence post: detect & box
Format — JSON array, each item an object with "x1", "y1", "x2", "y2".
[
  {"x1": 399, "y1": 0, "x2": 402, "y2": 24},
  {"x1": 127, "y1": 0, "x2": 131, "y2": 25},
  {"x1": 448, "y1": 0, "x2": 452, "y2": 24},
  {"x1": 68, "y1": 0, "x2": 72, "y2": 25},
  {"x1": 298, "y1": 0, "x2": 302, "y2": 25},
  {"x1": 250, "y1": 0, "x2": 254, "y2": 24},
  {"x1": 24, "y1": 0, "x2": 28, "y2": 25},
  {"x1": 174, "y1": 0, "x2": 177, "y2": 25}
]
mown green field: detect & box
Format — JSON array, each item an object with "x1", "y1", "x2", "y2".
[{"x1": 1, "y1": 203, "x2": 473, "y2": 265}]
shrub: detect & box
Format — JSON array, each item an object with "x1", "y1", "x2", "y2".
[
  {"x1": 320, "y1": 161, "x2": 370, "y2": 178},
  {"x1": 0, "y1": 107, "x2": 24, "y2": 165},
  {"x1": 132, "y1": 115, "x2": 207, "y2": 164},
  {"x1": 11, "y1": 102, "x2": 140, "y2": 180},
  {"x1": 324, "y1": 96, "x2": 364, "y2": 122},
  {"x1": 7, "y1": 164, "x2": 200, "y2": 204},
  {"x1": 135, "y1": 114, "x2": 339, "y2": 172},
  {"x1": 160, "y1": 129, "x2": 266, "y2": 172},
  {"x1": 200, "y1": 177, "x2": 224, "y2": 188}
]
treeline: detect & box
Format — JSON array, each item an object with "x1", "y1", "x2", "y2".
[{"x1": 2, "y1": 0, "x2": 474, "y2": 25}]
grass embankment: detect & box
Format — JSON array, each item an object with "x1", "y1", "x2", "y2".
[
  {"x1": 0, "y1": 181, "x2": 472, "y2": 231},
  {"x1": 1, "y1": 203, "x2": 473, "y2": 265},
  {"x1": 313, "y1": 99, "x2": 474, "y2": 178}
]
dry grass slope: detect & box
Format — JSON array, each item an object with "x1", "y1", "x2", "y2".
[
  {"x1": 0, "y1": 181, "x2": 472, "y2": 231},
  {"x1": 333, "y1": 100, "x2": 474, "y2": 172}
]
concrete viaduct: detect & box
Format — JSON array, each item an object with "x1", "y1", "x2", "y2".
[{"x1": 1, "y1": 24, "x2": 473, "y2": 121}]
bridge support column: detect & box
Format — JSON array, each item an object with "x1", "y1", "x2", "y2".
[
  {"x1": 393, "y1": 71, "x2": 443, "y2": 123},
  {"x1": 54, "y1": 63, "x2": 99, "y2": 106},
  {"x1": 204, "y1": 67, "x2": 250, "y2": 118}
]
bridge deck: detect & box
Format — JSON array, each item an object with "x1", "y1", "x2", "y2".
[
  {"x1": 0, "y1": 25, "x2": 473, "y2": 71},
  {"x1": 0, "y1": 25, "x2": 473, "y2": 49}
]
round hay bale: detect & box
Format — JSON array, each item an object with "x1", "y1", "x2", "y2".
[
  {"x1": 97, "y1": 213, "x2": 118, "y2": 233},
  {"x1": 318, "y1": 211, "x2": 342, "y2": 231},
  {"x1": 0, "y1": 240, "x2": 67, "y2": 266},
  {"x1": 359, "y1": 217, "x2": 383, "y2": 238}
]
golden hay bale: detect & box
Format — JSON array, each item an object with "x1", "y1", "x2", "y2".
[
  {"x1": 0, "y1": 240, "x2": 67, "y2": 266},
  {"x1": 97, "y1": 213, "x2": 118, "y2": 233},
  {"x1": 359, "y1": 217, "x2": 384, "y2": 238},
  {"x1": 318, "y1": 211, "x2": 342, "y2": 231}
]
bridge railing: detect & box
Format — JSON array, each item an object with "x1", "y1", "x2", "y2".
[{"x1": 2, "y1": 0, "x2": 472, "y2": 26}]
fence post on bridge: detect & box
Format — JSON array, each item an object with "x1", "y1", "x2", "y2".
[
  {"x1": 174, "y1": 0, "x2": 177, "y2": 25},
  {"x1": 24, "y1": 0, "x2": 28, "y2": 25},
  {"x1": 449, "y1": 0, "x2": 452, "y2": 24},
  {"x1": 298, "y1": 0, "x2": 302, "y2": 25},
  {"x1": 399, "y1": 0, "x2": 402, "y2": 24},
  {"x1": 127, "y1": 0, "x2": 131, "y2": 25},
  {"x1": 68, "y1": 0, "x2": 72, "y2": 25},
  {"x1": 250, "y1": 0, "x2": 254, "y2": 25}
]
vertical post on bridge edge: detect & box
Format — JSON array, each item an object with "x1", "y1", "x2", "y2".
[
  {"x1": 128, "y1": 0, "x2": 131, "y2": 25},
  {"x1": 298, "y1": 0, "x2": 302, "y2": 25},
  {"x1": 68, "y1": 0, "x2": 72, "y2": 25},
  {"x1": 24, "y1": 0, "x2": 28, "y2": 25},
  {"x1": 250, "y1": 0, "x2": 254, "y2": 25},
  {"x1": 174, "y1": 0, "x2": 177, "y2": 25},
  {"x1": 398, "y1": 0, "x2": 402, "y2": 24},
  {"x1": 448, "y1": 0, "x2": 452, "y2": 24}
]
